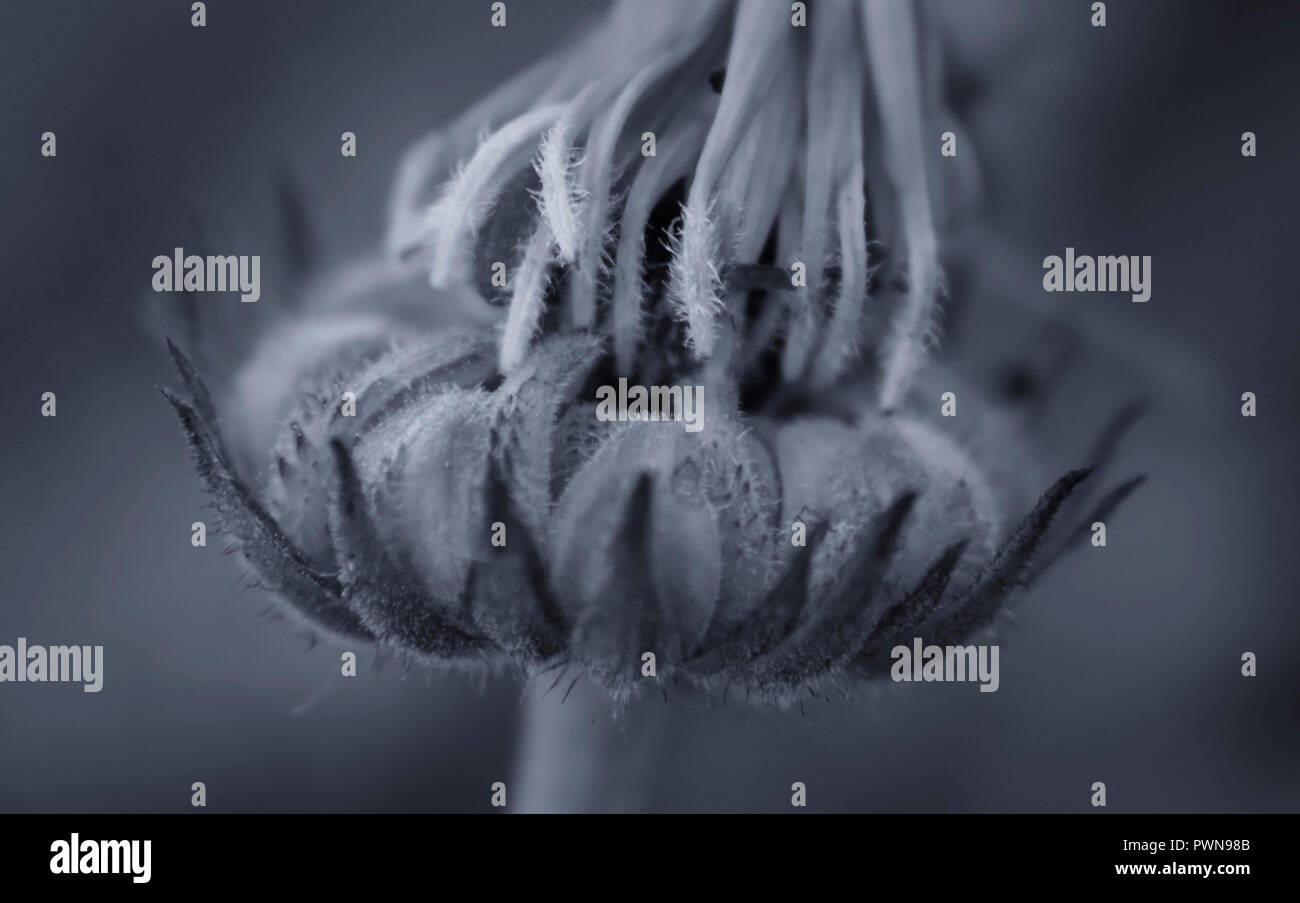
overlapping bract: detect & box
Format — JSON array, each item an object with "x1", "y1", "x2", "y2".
[
  {"x1": 162, "y1": 0, "x2": 1146, "y2": 706},
  {"x1": 163, "y1": 330, "x2": 1142, "y2": 706}
]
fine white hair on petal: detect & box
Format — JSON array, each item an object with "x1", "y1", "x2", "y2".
[
  {"x1": 387, "y1": 0, "x2": 698, "y2": 265},
  {"x1": 425, "y1": 104, "x2": 565, "y2": 290},
  {"x1": 535, "y1": 102, "x2": 593, "y2": 265},
  {"x1": 812, "y1": 49, "x2": 869, "y2": 388},
  {"x1": 812, "y1": 141, "x2": 868, "y2": 387},
  {"x1": 569, "y1": 61, "x2": 669, "y2": 331},
  {"x1": 385, "y1": 52, "x2": 569, "y2": 263},
  {"x1": 782, "y1": 0, "x2": 855, "y2": 381},
  {"x1": 569, "y1": 1, "x2": 725, "y2": 329},
  {"x1": 500, "y1": 223, "x2": 558, "y2": 374},
  {"x1": 861, "y1": 0, "x2": 941, "y2": 411},
  {"x1": 673, "y1": 0, "x2": 789, "y2": 358},
  {"x1": 667, "y1": 200, "x2": 724, "y2": 358},
  {"x1": 611, "y1": 118, "x2": 709, "y2": 373}
]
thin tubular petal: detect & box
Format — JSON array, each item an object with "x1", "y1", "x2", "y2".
[
  {"x1": 862, "y1": 0, "x2": 941, "y2": 411},
  {"x1": 719, "y1": 39, "x2": 801, "y2": 264},
  {"x1": 674, "y1": 0, "x2": 789, "y2": 357},
  {"x1": 500, "y1": 223, "x2": 558, "y2": 373},
  {"x1": 812, "y1": 81, "x2": 868, "y2": 387},
  {"x1": 387, "y1": 2, "x2": 661, "y2": 261},
  {"x1": 568, "y1": 1, "x2": 728, "y2": 327},
  {"x1": 537, "y1": 83, "x2": 609, "y2": 264},
  {"x1": 612, "y1": 118, "x2": 709, "y2": 372},
  {"x1": 690, "y1": 0, "x2": 788, "y2": 203},
  {"x1": 783, "y1": 0, "x2": 856, "y2": 379},
  {"x1": 386, "y1": 52, "x2": 571, "y2": 261},
  {"x1": 425, "y1": 104, "x2": 565, "y2": 289},
  {"x1": 667, "y1": 200, "x2": 725, "y2": 357}
]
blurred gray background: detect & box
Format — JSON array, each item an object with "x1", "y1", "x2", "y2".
[{"x1": 1, "y1": 0, "x2": 1297, "y2": 812}]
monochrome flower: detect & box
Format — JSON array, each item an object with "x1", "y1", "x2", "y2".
[{"x1": 163, "y1": 0, "x2": 1144, "y2": 708}]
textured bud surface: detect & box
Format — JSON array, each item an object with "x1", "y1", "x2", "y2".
[{"x1": 163, "y1": 0, "x2": 1143, "y2": 709}]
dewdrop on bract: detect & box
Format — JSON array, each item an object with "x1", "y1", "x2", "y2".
[{"x1": 163, "y1": 0, "x2": 1144, "y2": 706}]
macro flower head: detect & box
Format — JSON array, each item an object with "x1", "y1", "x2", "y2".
[{"x1": 162, "y1": 0, "x2": 1144, "y2": 708}]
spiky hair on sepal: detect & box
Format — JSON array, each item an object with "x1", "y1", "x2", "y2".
[{"x1": 162, "y1": 330, "x2": 1142, "y2": 708}]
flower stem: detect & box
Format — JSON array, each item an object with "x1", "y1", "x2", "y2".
[{"x1": 511, "y1": 676, "x2": 675, "y2": 813}]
